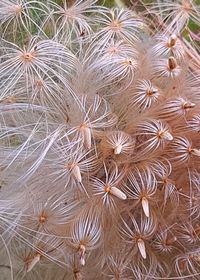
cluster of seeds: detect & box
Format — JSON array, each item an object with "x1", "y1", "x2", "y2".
[{"x1": 0, "y1": 0, "x2": 200, "y2": 279}]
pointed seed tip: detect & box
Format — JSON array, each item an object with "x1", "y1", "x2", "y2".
[
  {"x1": 137, "y1": 238, "x2": 147, "y2": 259},
  {"x1": 110, "y1": 187, "x2": 127, "y2": 200},
  {"x1": 141, "y1": 197, "x2": 149, "y2": 218}
]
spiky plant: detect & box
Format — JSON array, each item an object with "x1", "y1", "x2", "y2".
[{"x1": 0, "y1": 0, "x2": 200, "y2": 279}]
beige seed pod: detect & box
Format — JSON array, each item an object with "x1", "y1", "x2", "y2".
[
  {"x1": 72, "y1": 164, "x2": 82, "y2": 183},
  {"x1": 168, "y1": 56, "x2": 177, "y2": 70},
  {"x1": 137, "y1": 238, "x2": 146, "y2": 259},
  {"x1": 26, "y1": 253, "x2": 41, "y2": 273},
  {"x1": 167, "y1": 34, "x2": 177, "y2": 48},
  {"x1": 141, "y1": 197, "x2": 150, "y2": 218},
  {"x1": 80, "y1": 125, "x2": 92, "y2": 149},
  {"x1": 110, "y1": 187, "x2": 127, "y2": 200},
  {"x1": 190, "y1": 148, "x2": 200, "y2": 157}
]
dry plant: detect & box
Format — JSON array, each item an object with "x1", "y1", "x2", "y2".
[{"x1": 0, "y1": 0, "x2": 200, "y2": 279}]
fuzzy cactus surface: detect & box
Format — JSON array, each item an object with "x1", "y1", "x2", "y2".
[{"x1": 0, "y1": 0, "x2": 200, "y2": 279}]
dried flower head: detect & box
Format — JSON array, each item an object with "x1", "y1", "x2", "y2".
[{"x1": 0, "y1": 0, "x2": 200, "y2": 279}]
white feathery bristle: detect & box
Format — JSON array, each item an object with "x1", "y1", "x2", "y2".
[
  {"x1": 110, "y1": 187, "x2": 127, "y2": 200},
  {"x1": 137, "y1": 238, "x2": 146, "y2": 259},
  {"x1": 141, "y1": 197, "x2": 150, "y2": 218}
]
